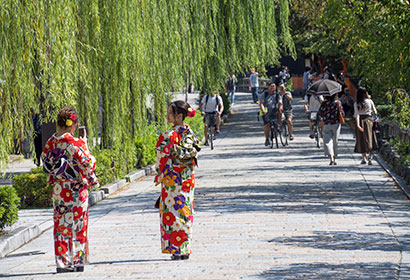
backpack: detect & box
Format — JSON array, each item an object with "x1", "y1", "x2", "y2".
[
  {"x1": 263, "y1": 91, "x2": 279, "y2": 105},
  {"x1": 204, "y1": 94, "x2": 220, "y2": 111}
]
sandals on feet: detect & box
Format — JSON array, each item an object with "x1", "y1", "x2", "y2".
[{"x1": 171, "y1": 254, "x2": 189, "y2": 260}]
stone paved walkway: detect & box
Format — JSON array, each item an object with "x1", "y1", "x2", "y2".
[{"x1": 0, "y1": 92, "x2": 409, "y2": 279}]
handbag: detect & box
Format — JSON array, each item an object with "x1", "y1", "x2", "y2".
[
  {"x1": 373, "y1": 119, "x2": 380, "y2": 134},
  {"x1": 154, "y1": 196, "x2": 160, "y2": 209},
  {"x1": 337, "y1": 102, "x2": 345, "y2": 124},
  {"x1": 338, "y1": 112, "x2": 345, "y2": 124}
]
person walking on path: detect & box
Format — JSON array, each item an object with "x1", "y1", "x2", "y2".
[
  {"x1": 260, "y1": 82, "x2": 283, "y2": 146},
  {"x1": 249, "y1": 68, "x2": 259, "y2": 103},
  {"x1": 41, "y1": 107, "x2": 99, "y2": 273},
  {"x1": 154, "y1": 100, "x2": 200, "y2": 261},
  {"x1": 302, "y1": 66, "x2": 311, "y2": 95},
  {"x1": 318, "y1": 94, "x2": 344, "y2": 165},
  {"x1": 354, "y1": 87, "x2": 379, "y2": 165},
  {"x1": 226, "y1": 71, "x2": 237, "y2": 104},
  {"x1": 278, "y1": 84, "x2": 294, "y2": 140}
]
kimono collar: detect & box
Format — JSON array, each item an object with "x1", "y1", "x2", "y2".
[{"x1": 53, "y1": 132, "x2": 73, "y2": 140}]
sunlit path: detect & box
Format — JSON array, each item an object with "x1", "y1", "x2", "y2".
[{"x1": 0, "y1": 92, "x2": 409, "y2": 279}]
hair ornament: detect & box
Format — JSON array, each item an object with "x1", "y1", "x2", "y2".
[
  {"x1": 187, "y1": 108, "x2": 196, "y2": 118},
  {"x1": 66, "y1": 114, "x2": 76, "y2": 126},
  {"x1": 66, "y1": 119, "x2": 73, "y2": 126}
]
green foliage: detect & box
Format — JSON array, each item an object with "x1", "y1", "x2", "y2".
[
  {"x1": 134, "y1": 125, "x2": 158, "y2": 169},
  {"x1": 385, "y1": 89, "x2": 410, "y2": 129},
  {"x1": 376, "y1": 105, "x2": 392, "y2": 120},
  {"x1": 290, "y1": 0, "x2": 410, "y2": 108},
  {"x1": 220, "y1": 92, "x2": 231, "y2": 115},
  {"x1": 12, "y1": 167, "x2": 51, "y2": 208},
  {"x1": 389, "y1": 137, "x2": 410, "y2": 167},
  {"x1": 0, "y1": 185, "x2": 20, "y2": 231},
  {"x1": 92, "y1": 124, "x2": 158, "y2": 186},
  {"x1": 184, "y1": 110, "x2": 205, "y2": 142},
  {"x1": 285, "y1": 78, "x2": 293, "y2": 92},
  {"x1": 0, "y1": 1, "x2": 294, "y2": 171},
  {"x1": 91, "y1": 148, "x2": 116, "y2": 187}
]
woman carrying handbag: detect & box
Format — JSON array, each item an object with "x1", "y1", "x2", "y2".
[{"x1": 354, "y1": 87, "x2": 379, "y2": 165}]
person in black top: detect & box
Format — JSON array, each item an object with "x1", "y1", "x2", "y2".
[{"x1": 30, "y1": 107, "x2": 42, "y2": 166}]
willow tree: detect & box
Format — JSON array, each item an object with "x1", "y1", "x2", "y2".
[{"x1": 0, "y1": 0, "x2": 294, "y2": 168}]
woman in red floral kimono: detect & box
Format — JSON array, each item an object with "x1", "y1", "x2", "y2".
[
  {"x1": 41, "y1": 107, "x2": 99, "y2": 273},
  {"x1": 155, "y1": 100, "x2": 200, "y2": 260}
]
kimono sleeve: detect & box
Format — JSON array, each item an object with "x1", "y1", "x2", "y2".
[
  {"x1": 41, "y1": 139, "x2": 55, "y2": 176},
  {"x1": 154, "y1": 132, "x2": 172, "y2": 184},
  {"x1": 75, "y1": 141, "x2": 99, "y2": 189}
]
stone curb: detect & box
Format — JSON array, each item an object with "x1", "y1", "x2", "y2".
[
  {"x1": 0, "y1": 164, "x2": 156, "y2": 258},
  {"x1": 0, "y1": 220, "x2": 53, "y2": 258},
  {"x1": 375, "y1": 154, "x2": 410, "y2": 200}
]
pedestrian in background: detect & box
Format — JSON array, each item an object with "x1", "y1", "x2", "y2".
[
  {"x1": 155, "y1": 100, "x2": 200, "y2": 260},
  {"x1": 354, "y1": 87, "x2": 378, "y2": 165},
  {"x1": 41, "y1": 107, "x2": 99, "y2": 273},
  {"x1": 302, "y1": 66, "x2": 311, "y2": 95},
  {"x1": 226, "y1": 71, "x2": 237, "y2": 105},
  {"x1": 249, "y1": 68, "x2": 259, "y2": 103},
  {"x1": 30, "y1": 107, "x2": 42, "y2": 166},
  {"x1": 318, "y1": 94, "x2": 344, "y2": 165}
]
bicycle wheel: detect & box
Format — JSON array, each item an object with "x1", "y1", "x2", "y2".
[
  {"x1": 209, "y1": 127, "x2": 214, "y2": 150},
  {"x1": 315, "y1": 124, "x2": 320, "y2": 148},
  {"x1": 270, "y1": 124, "x2": 274, "y2": 149},
  {"x1": 279, "y1": 122, "x2": 288, "y2": 146}
]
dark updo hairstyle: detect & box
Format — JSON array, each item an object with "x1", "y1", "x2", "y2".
[
  {"x1": 57, "y1": 107, "x2": 79, "y2": 128},
  {"x1": 169, "y1": 100, "x2": 191, "y2": 120},
  {"x1": 324, "y1": 94, "x2": 337, "y2": 102},
  {"x1": 356, "y1": 87, "x2": 370, "y2": 110}
]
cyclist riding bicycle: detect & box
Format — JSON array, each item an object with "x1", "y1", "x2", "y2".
[
  {"x1": 304, "y1": 92, "x2": 324, "y2": 138},
  {"x1": 200, "y1": 90, "x2": 224, "y2": 146},
  {"x1": 278, "y1": 83, "x2": 294, "y2": 140},
  {"x1": 260, "y1": 82, "x2": 283, "y2": 146}
]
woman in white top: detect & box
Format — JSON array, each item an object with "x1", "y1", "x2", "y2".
[{"x1": 354, "y1": 87, "x2": 378, "y2": 165}]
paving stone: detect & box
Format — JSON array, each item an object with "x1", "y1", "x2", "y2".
[{"x1": 0, "y1": 92, "x2": 409, "y2": 279}]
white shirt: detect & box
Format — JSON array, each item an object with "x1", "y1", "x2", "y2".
[
  {"x1": 304, "y1": 94, "x2": 324, "y2": 112},
  {"x1": 354, "y1": 99, "x2": 377, "y2": 117},
  {"x1": 201, "y1": 95, "x2": 223, "y2": 113}
]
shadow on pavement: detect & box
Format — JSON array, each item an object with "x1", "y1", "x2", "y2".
[
  {"x1": 0, "y1": 272, "x2": 56, "y2": 278},
  {"x1": 256, "y1": 262, "x2": 398, "y2": 280},
  {"x1": 91, "y1": 258, "x2": 167, "y2": 265}
]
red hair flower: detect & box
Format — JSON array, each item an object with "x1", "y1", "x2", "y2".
[{"x1": 187, "y1": 108, "x2": 196, "y2": 118}]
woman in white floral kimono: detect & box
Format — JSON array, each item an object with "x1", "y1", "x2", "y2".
[
  {"x1": 155, "y1": 100, "x2": 200, "y2": 260},
  {"x1": 42, "y1": 107, "x2": 99, "y2": 273}
]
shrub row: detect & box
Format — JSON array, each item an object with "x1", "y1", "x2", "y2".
[
  {"x1": 0, "y1": 185, "x2": 20, "y2": 231},
  {"x1": 13, "y1": 167, "x2": 51, "y2": 209}
]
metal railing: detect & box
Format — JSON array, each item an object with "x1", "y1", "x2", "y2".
[{"x1": 380, "y1": 120, "x2": 410, "y2": 153}]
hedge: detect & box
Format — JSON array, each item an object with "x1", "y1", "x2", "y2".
[
  {"x1": 0, "y1": 185, "x2": 20, "y2": 231},
  {"x1": 13, "y1": 167, "x2": 52, "y2": 209}
]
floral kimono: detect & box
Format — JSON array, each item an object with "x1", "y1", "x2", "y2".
[
  {"x1": 155, "y1": 124, "x2": 199, "y2": 256},
  {"x1": 41, "y1": 133, "x2": 99, "y2": 269}
]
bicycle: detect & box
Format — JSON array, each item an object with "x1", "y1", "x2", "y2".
[
  {"x1": 205, "y1": 112, "x2": 217, "y2": 150},
  {"x1": 310, "y1": 111, "x2": 321, "y2": 148},
  {"x1": 279, "y1": 114, "x2": 289, "y2": 147},
  {"x1": 269, "y1": 117, "x2": 282, "y2": 149}
]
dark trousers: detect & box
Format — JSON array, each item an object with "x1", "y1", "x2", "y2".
[
  {"x1": 34, "y1": 133, "x2": 42, "y2": 166},
  {"x1": 251, "y1": 87, "x2": 259, "y2": 103}
]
